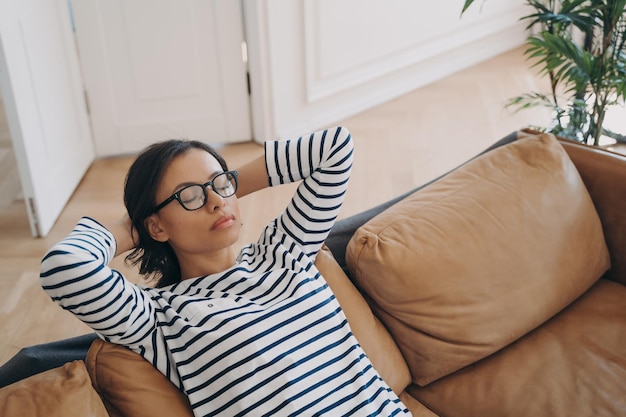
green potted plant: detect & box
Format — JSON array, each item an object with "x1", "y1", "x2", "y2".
[{"x1": 462, "y1": 0, "x2": 626, "y2": 146}]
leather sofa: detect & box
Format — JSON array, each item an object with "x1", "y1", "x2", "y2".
[{"x1": 1, "y1": 130, "x2": 625, "y2": 416}]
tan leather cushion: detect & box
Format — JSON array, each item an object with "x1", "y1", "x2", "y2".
[
  {"x1": 407, "y1": 279, "x2": 626, "y2": 417},
  {"x1": 316, "y1": 246, "x2": 411, "y2": 394},
  {"x1": 85, "y1": 247, "x2": 411, "y2": 414},
  {"x1": 399, "y1": 391, "x2": 440, "y2": 416},
  {"x1": 85, "y1": 339, "x2": 193, "y2": 417},
  {"x1": 346, "y1": 132, "x2": 610, "y2": 386},
  {"x1": 0, "y1": 360, "x2": 108, "y2": 417}
]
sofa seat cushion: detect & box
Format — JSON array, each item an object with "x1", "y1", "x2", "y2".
[
  {"x1": 346, "y1": 132, "x2": 610, "y2": 386},
  {"x1": 0, "y1": 360, "x2": 108, "y2": 417},
  {"x1": 407, "y1": 279, "x2": 626, "y2": 417}
]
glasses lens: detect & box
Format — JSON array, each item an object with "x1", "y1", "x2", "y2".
[
  {"x1": 178, "y1": 185, "x2": 206, "y2": 210},
  {"x1": 212, "y1": 172, "x2": 237, "y2": 197}
]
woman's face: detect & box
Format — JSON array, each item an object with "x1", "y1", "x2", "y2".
[{"x1": 147, "y1": 148, "x2": 241, "y2": 259}]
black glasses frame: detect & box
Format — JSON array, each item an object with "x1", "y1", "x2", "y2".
[{"x1": 153, "y1": 170, "x2": 238, "y2": 213}]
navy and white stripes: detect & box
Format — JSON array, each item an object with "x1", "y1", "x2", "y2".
[
  {"x1": 266, "y1": 128, "x2": 353, "y2": 257},
  {"x1": 41, "y1": 127, "x2": 410, "y2": 416}
]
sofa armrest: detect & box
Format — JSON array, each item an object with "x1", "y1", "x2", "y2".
[
  {"x1": 0, "y1": 333, "x2": 98, "y2": 388},
  {"x1": 558, "y1": 139, "x2": 626, "y2": 285}
]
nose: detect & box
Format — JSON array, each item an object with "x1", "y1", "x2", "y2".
[{"x1": 204, "y1": 187, "x2": 225, "y2": 212}]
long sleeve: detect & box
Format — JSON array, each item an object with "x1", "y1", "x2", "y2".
[
  {"x1": 40, "y1": 217, "x2": 155, "y2": 347},
  {"x1": 264, "y1": 126, "x2": 353, "y2": 258}
]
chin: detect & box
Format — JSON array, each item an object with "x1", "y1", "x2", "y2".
[{"x1": 222, "y1": 223, "x2": 242, "y2": 245}]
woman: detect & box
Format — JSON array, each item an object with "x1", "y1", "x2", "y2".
[{"x1": 40, "y1": 127, "x2": 410, "y2": 416}]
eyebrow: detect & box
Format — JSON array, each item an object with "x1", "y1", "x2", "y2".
[{"x1": 171, "y1": 171, "x2": 223, "y2": 193}]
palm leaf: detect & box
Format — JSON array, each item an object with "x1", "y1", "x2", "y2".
[
  {"x1": 522, "y1": 0, "x2": 597, "y2": 33},
  {"x1": 462, "y1": 0, "x2": 478, "y2": 14},
  {"x1": 506, "y1": 92, "x2": 559, "y2": 111},
  {"x1": 525, "y1": 33, "x2": 593, "y2": 94}
]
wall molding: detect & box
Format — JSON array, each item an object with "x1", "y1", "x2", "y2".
[
  {"x1": 245, "y1": 0, "x2": 529, "y2": 141},
  {"x1": 303, "y1": 1, "x2": 528, "y2": 103}
]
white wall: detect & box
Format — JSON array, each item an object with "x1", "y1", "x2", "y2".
[{"x1": 245, "y1": 0, "x2": 528, "y2": 141}]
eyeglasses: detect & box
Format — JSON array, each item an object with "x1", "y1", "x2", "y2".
[{"x1": 153, "y1": 170, "x2": 238, "y2": 212}]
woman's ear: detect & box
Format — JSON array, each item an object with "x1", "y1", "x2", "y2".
[{"x1": 145, "y1": 214, "x2": 169, "y2": 242}]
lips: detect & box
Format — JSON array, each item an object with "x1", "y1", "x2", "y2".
[{"x1": 211, "y1": 214, "x2": 236, "y2": 230}]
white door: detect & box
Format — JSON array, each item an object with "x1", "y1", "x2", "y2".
[
  {"x1": 72, "y1": 0, "x2": 251, "y2": 156},
  {"x1": 0, "y1": 0, "x2": 94, "y2": 237}
]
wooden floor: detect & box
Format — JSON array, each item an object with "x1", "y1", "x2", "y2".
[{"x1": 0, "y1": 47, "x2": 554, "y2": 365}]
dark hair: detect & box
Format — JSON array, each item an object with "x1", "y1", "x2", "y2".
[{"x1": 124, "y1": 139, "x2": 228, "y2": 287}]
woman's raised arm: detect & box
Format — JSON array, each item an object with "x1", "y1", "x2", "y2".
[
  {"x1": 40, "y1": 217, "x2": 156, "y2": 347},
  {"x1": 234, "y1": 154, "x2": 270, "y2": 199},
  {"x1": 263, "y1": 126, "x2": 353, "y2": 257}
]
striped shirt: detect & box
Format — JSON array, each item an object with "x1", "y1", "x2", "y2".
[{"x1": 41, "y1": 127, "x2": 410, "y2": 416}]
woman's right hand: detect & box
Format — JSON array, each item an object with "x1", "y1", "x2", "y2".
[{"x1": 107, "y1": 213, "x2": 137, "y2": 257}]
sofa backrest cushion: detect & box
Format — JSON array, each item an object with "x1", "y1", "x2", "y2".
[
  {"x1": 0, "y1": 360, "x2": 108, "y2": 417},
  {"x1": 345, "y1": 132, "x2": 610, "y2": 386},
  {"x1": 84, "y1": 247, "x2": 412, "y2": 415}
]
